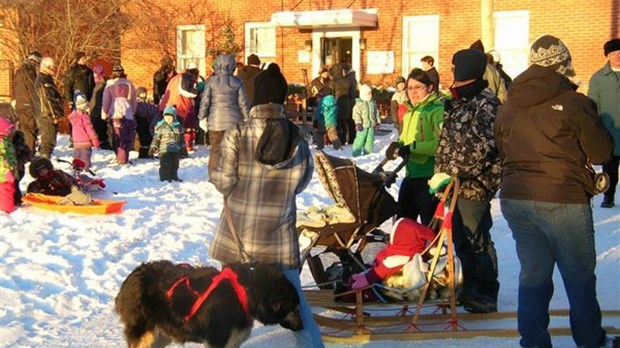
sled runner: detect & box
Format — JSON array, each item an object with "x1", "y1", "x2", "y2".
[
  {"x1": 298, "y1": 152, "x2": 620, "y2": 342},
  {"x1": 22, "y1": 193, "x2": 126, "y2": 214}
]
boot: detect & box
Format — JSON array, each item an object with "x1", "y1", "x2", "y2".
[{"x1": 601, "y1": 195, "x2": 615, "y2": 208}]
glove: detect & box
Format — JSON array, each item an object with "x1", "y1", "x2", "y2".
[
  {"x1": 385, "y1": 142, "x2": 401, "y2": 160},
  {"x1": 148, "y1": 147, "x2": 156, "y2": 157},
  {"x1": 355, "y1": 123, "x2": 363, "y2": 132},
  {"x1": 199, "y1": 118, "x2": 208, "y2": 132},
  {"x1": 428, "y1": 172, "x2": 451, "y2": 194},
  {"x1": 374, "y1": 123, "x2": 381, "y2": 131},
  {"x1": 351, "y1": 273, "x2": 370, "y2": 290},
  {"x1": 398, "y1": 143, "x2": 411, "y2": 158}
]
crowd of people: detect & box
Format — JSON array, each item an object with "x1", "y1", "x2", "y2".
[{"x1": 0, "y1": 35, "x2": 619, "y2": 348}]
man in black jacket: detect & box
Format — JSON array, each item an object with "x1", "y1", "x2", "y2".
[
  {"x1": 62, "y1": 51, "x2": 95, "y2": 107},
  {"x1": 34, "y1": 57, "x2": 64, "y2": 159},
  {"x1": 13, "y1": 51, "x2": 42, "y2": 152}
]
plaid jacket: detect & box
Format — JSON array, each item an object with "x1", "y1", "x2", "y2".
[{"x1": 209, "y1": 103, "x2": 313, "y2": 270}]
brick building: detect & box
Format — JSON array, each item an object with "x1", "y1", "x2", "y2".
[{"x1": 120, "y1": 0, "x2": 618, "y2": 96}]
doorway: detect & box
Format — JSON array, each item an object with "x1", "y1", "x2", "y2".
[{"x1": 321, "y1": 37, "x2": 352, "y2": 67}]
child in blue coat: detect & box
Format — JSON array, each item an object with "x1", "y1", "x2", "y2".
[{"x1": 149, "y1": 106, "x2": 185, "y2": 182}]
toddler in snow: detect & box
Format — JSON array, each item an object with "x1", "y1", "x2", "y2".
[
  {"x1": 149, "y1": 106, "x2": 185, "y2": 182},
  {"x1": 0, "y1": 117, "x2": 18, "y2": 213},
  {"x1": 313, "y1": 87, "x2": 341, "y2": 150},
  {"x1": 68, "y1": 91, "x2": 100, "y2": 169},
  {"x1": 350, "y1": 217, "x2": 436, "y2": 289},
  {"x1": 352, "y1": 84, "x2": 381, "y2": 157}
]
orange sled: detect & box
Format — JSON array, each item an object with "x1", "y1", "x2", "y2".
[{"x1": 22, "y1": 193, "x2": 127, "y2": 214}]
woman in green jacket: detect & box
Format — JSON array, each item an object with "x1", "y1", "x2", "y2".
[{"x1": 386, "y1": 68, "x2": 444, "y2": 224}]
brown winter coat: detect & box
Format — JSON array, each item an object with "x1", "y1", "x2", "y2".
[{"x1": 495, "y1": 65, "x2": 613, "y2": 204}]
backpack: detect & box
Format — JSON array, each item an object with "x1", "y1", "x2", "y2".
[{"x1": 112, "y1": 82, "x2": 133, "y2": 120}]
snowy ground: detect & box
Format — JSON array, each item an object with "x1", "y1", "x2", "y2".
[{"x1": 0, "y1": 125, "x2": 618, "y2": 347}]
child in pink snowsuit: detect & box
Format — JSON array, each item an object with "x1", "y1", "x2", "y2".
[
  {"x1": 68, "y1": 92, "x2": 100, "y2": 169},
  {"x1": 351, "y1": 217, "x2": 436, "y2": 289},
  {"x1": 0, "y1": 117, "x2": 18, "y2": 213}
]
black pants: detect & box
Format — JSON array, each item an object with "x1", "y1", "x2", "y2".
[
  {"x1": 397, "y1": 176, "x2": 438, "y2": 225},
  {"x1": 135, "y1": 117, "x2": 153, "y2": 158},
  {"x1": 159, "y1": 152, "x2": 180, "y2": 181},
  {"x1": 602, "y1": 155, "x2": 619, "y2": 200},
  {"x1": 16, "y1": 108, "x2": 37, "y2": 152},
  {"x1": 452, "y1": 198, "x2": 499, "y2": 303},
  {"x1": 90, "y1": 114, "x2": 110, "y2": 149}
]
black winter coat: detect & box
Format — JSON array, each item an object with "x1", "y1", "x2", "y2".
[
  {"x1": 13, "y1": 62, "x2": 38, "y2": 111},
  {"x1": 63, "y1": 64, "x2": 95, "y2": 101},
  {"x1": 34, "y1": 73, "x2": 64, "y2": 120}
]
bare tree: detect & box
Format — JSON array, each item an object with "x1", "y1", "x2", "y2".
[{"x1": 0, "y1": 0, "x2": 130, "y2": 83}]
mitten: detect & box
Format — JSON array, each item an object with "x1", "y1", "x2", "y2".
[
  {"x1": 428, "y1": 172, "x2": 451, "y2": 194},
  {"x1": 93, "y1": 139, "x2": 100, "y2": 149},
  {"x1": 385, "y1": 142, "x2": 401, "y2": 160},
  {"x1": 351, "y1": 273, "x2": 370, "y2": 290},
  {"x1": 398, "y1": 143, "x2": 411, "y2": 157},
  {"x1": 148, "y1": 147, "x2": 156, "y2": 157},
  {"x1": 355, "y1": 123, "x2": 363, "y2": 132},
  {"x1": 199, "y1": 118, "x2": 208, "y2": 132}
]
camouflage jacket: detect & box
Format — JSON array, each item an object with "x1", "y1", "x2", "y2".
[{"x1": 435, "y1": 88, "x2": 502, "y2": 201}]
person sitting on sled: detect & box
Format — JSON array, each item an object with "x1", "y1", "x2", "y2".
[
  {"x1": 350, "y1": 217, "x2": 436, "y2": 289},
  {"x1": 26, "y1": 157, "x2": 92, "y2": 205}
]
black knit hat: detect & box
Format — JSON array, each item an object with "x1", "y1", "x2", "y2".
[
  {"x1": 529, "y1": 35, "x2": 575, "y2": 77},
  {"x1": 470, "y1": 39, "x2": 485, "y2": 52},
  {"x1": 452, "y1": 49, "x2": 487, "y2": 81},
  {"x1": 251, "y1": 63, "x2": 288, "y2": 107},
  {"x1": 604, "y1": 38, "x2": 620, "y2": 56},
  {"x1": 29, "y1": 157, "x2": 53, "y2": 178}
]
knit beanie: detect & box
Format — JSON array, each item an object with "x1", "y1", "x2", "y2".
[
  {"x1": 113, "y1": 64, "x2": 124, "y2": 74},
  {"x1": 247, "y1": 54, "x2": 260, "y2": 66},
  {"x1": 395, "y1": 76, "x2": 406, "y2": 86},
  {"x1": 163, "y1": 105, "x2": 176, "y2": 117},
  {"x1": 452, "y1": 49, "x2": 487, "y2": 81},
  {"x1": 74, "y1": 91, "x2": 89, "y2": 112},
  {"x1": 28, "y1": 51, "x2": 42, "y2": 63},
  {"x1": 604, "y1": 38, "x2": 620, "y2": 56},
  {"x1": 251, "y1": 63, "x2": 288, "y2": 107},
  {"x1": 29, "y1": 157, "x2": 53, "y2": 178},
  {"x1": 528, "y1": 35, "x2": 575, "y2": 77},
  {"x1": 40, "y1": 57, "x2": 56, "y2": 76}
]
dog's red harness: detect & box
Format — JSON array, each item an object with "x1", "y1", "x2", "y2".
[{"x1": 166, "y1": 267, "x2": 249, "y2": 322}]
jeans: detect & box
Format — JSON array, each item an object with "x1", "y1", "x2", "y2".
[
  {"x1": 500, "y1": 199, "x2": 606, "y2": 348},
  {"x1": 282, "y1": 269, "x2": 325, "y2": 348},
  {"x1": 452, "y1": 198, "x2": 499, "y2": 302}
]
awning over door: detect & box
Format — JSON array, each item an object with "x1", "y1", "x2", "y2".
[{"x1": 271, "y1": 9, "x2": 377, "y2": 29}]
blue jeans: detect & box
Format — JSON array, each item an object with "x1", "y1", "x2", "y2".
[
  {"x1": 282, "y1": 270, "x2": 325, "y2": 348},
  {"x1": 500, "y1": 199, "x2": 606, "y2": 348}
]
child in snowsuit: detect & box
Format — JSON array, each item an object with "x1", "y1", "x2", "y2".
[
  {"x1": 26, "y1": 157, "x2": 77, "y2": 196},
  {"x1": 149, "y1": 105, "x2": 185, "y2": 182},
  {"x1": 0, "y1": 117, "x2": 18, "y2": 213},
  {"x1": 352, "y1": 84, "x2": 381, "y2": 157},
  {"x1": 350, "y1": 217, "x2": 436, "y2": 289},
  {"x1": 68, "y1": 91, "x2": 100, "y2": 169},
  {"x1": 314, "y1": 87, "x2": 341, "y2": 150}
]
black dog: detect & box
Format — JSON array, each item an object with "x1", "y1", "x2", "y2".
[{"x1": 115, "y1": 261, "x2": 303, "y2": 348}]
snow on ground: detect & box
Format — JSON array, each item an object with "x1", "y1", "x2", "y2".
[{"x1": 0, "y1": 125, "x2": 618, "y2": 347}]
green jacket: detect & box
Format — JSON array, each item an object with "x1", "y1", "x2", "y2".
[
  {"x1": 588, "y1": 62, "x2": 620, "y2": 156},
  {"x1": 398, "y1": 93, "x2": 444, "y2": 178}
]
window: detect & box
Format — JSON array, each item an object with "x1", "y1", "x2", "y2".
[
  {"x1": 176, "y1": 25, "x2": 205, "y2": 73},
  {"x1": 402, "y1": 15, "x2": 439, "y2": 77},
  {"x1": 245, "y1": 22, "x2": 276, "y2": 59},
  {"x1": 494, "y1": 11, "x2": 529, "y2": 79}
]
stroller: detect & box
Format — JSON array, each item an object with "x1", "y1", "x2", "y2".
[{"x1": 297, "y1": 150, "x2": 461, "y2": 303}]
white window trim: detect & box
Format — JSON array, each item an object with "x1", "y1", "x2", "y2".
[
  {"x1": 311, "y1": 28, "x2": 360, "y2": 80},
  {"x1": 176, "y1": 24, "x2": 206, "y2": 74},
  {"x1": 401, "y1": 15, "x2": 439, "y2": 77},
  {"x1": 244, "y1": 22, "x2": 276, "y2": 60}
]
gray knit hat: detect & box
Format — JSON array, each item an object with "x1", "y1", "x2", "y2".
[{"x1": 529, "y1": 35, "x2": 575, "y2": 77}]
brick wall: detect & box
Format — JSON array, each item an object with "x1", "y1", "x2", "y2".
[{"x1": 116, "y1": 0, "x2": 617, "y2": 94}]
